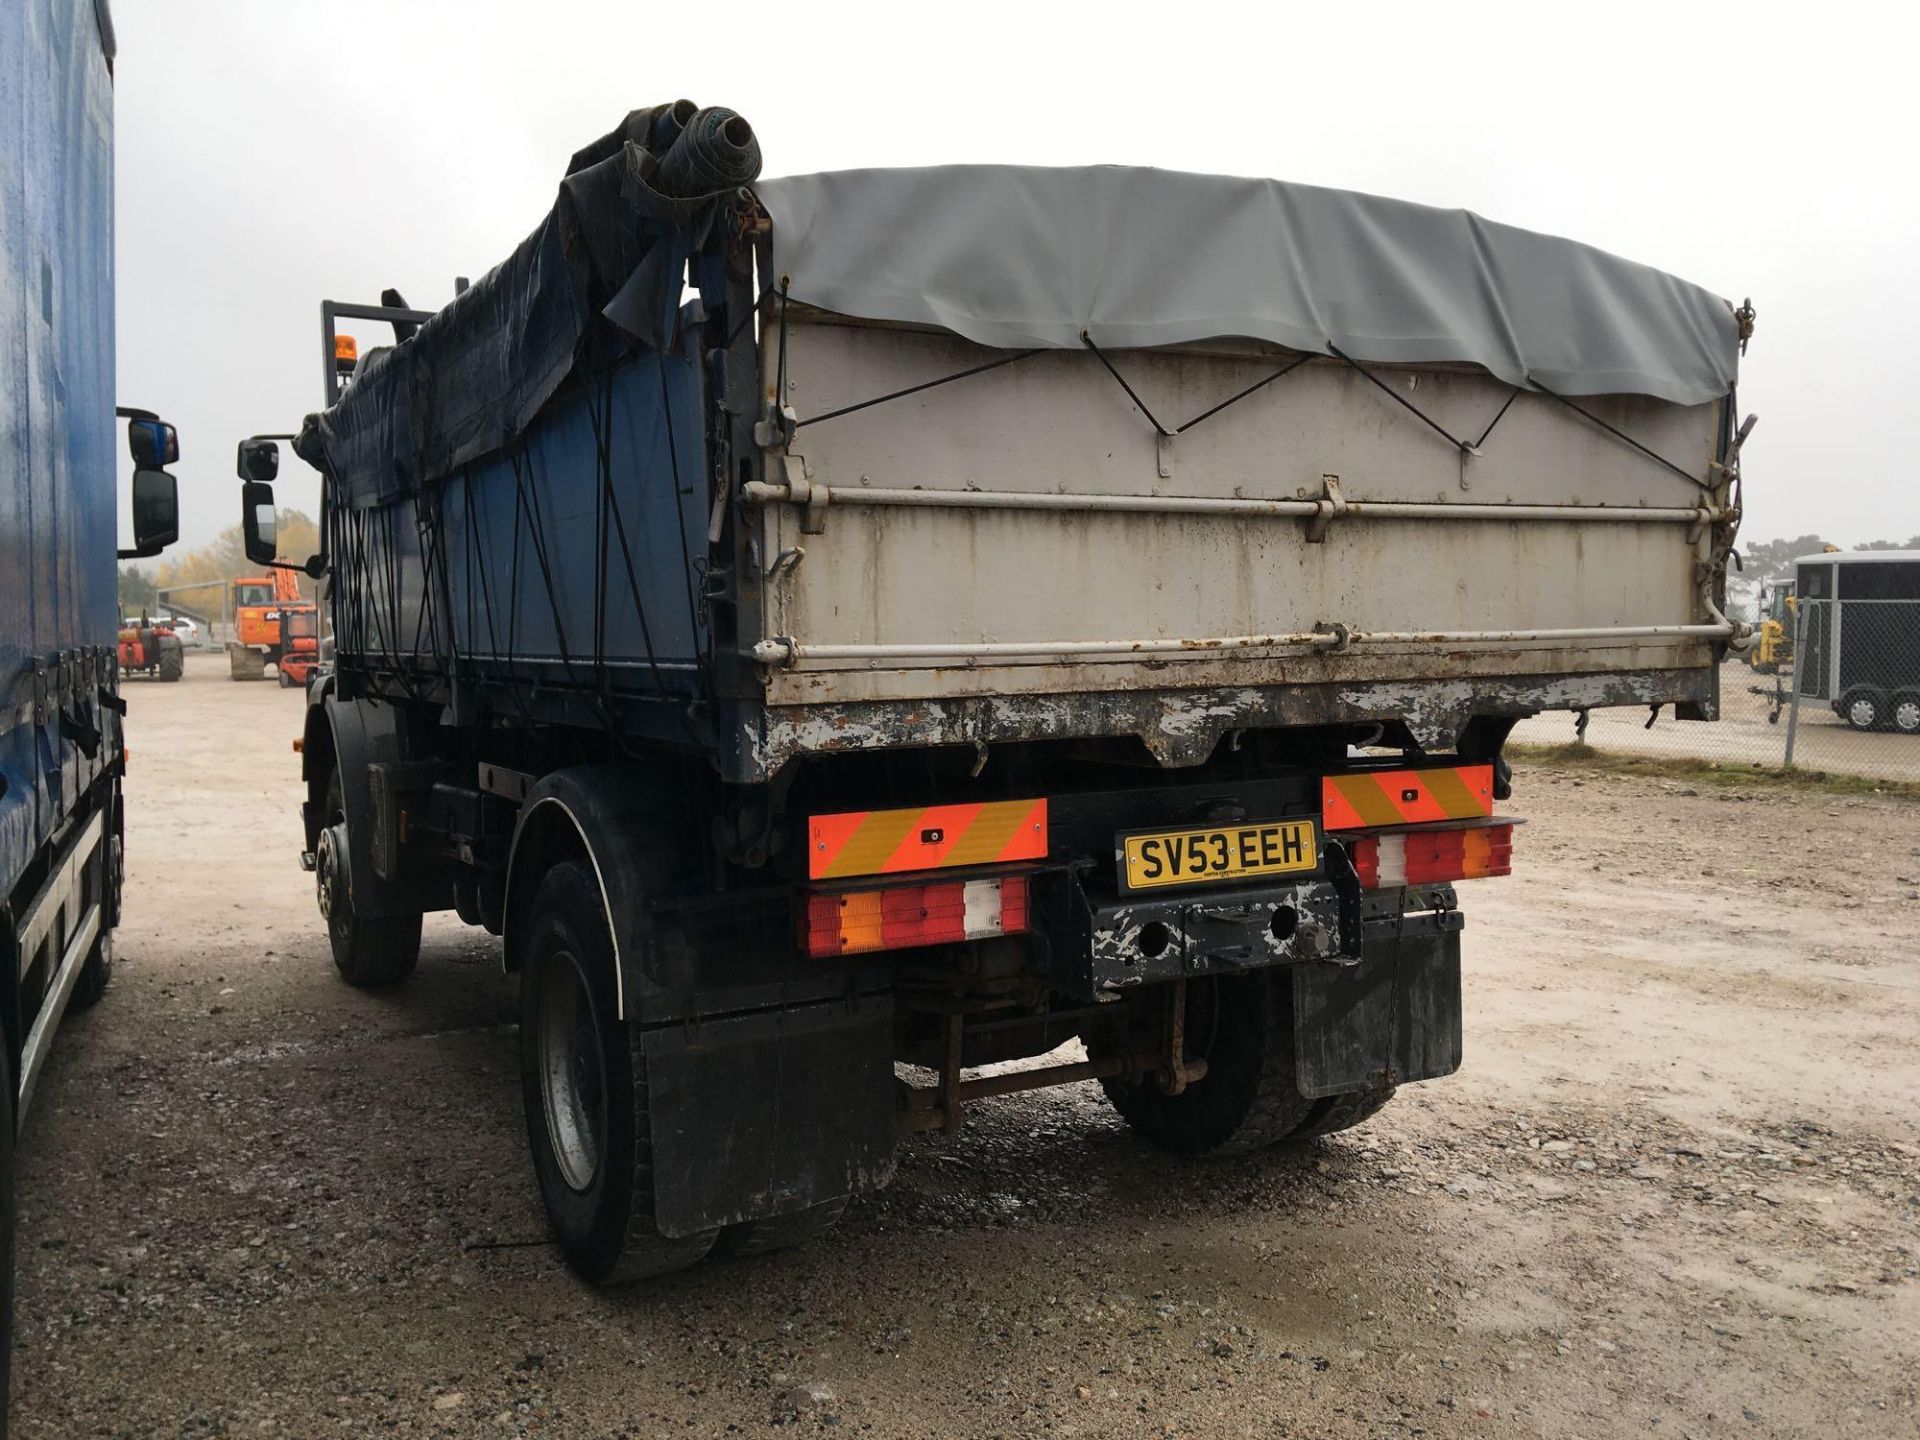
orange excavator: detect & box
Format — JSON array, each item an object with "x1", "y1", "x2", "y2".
[{"x1": 226, "y1": 566, "x2": 318, "y2": 681}]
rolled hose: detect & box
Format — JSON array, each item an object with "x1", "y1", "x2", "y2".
[{"x1": 653, "y1": 106, "x2": 761, "y2": 196}]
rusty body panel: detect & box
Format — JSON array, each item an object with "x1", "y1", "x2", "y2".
[{"x1": 728, "y1": 315, "x2": 1739, "y2": 781}]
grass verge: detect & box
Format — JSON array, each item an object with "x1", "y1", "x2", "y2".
[{"x1": 1506, "y1": 741, "x2": 1920, "y2": 801}]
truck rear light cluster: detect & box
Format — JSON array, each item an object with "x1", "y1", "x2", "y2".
[
  {"x1": 1349, "y1": 823, "x2": 1513, "y2": 889},
  {"x1": 803, "y1": 875, "x2": 1030, "y2": 958}
]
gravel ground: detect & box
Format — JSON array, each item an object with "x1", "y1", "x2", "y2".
[{"x1": 12, "y1": 652, "x2": 1920, "y2": 1438}]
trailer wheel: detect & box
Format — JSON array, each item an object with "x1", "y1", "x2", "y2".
[
  {"x1": 1290, "y1": 1083, "x2": 1398, "y2": 1141},
  {"x1": 1891, "y1": 691, "x2": 1920, "y2": 737},
  {"x1": 156, "y1": 637, "x2": 184, "y2": 682},
  {"x1": 1840, "y1": 686, "x2": 1888, "y2": 732},
  {"x1": 1098, "y1": 972, "x2": 1316, "y2": 1156},
  {"x1": 520, "y1": 860, "x2": 717, "y2": 1283},
  {"x1": 318, "y1": 770, "x2": 420, "y2": 987},
  {"x1": 714, "y1": 1197, "x2": 850, "y2": 1259}
]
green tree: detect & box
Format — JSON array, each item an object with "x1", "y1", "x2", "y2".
[
  {"x1": 117, "y1": 564, "x2": 157, "y2": 615},
  {"x1": 1741, "y1": 534, "x2": 1833, "y2": 580}
]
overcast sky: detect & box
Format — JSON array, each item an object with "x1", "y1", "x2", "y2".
[{"x1": 113, "y1": 0, "x2": 1916, "y2": 556}]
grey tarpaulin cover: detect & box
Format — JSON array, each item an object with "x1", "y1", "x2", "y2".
[{"x1": 756, "y1": 166, "x2": 1739, "y2": 407}]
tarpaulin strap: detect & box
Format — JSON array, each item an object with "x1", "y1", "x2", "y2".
[
  {"x1": 793, "y1": 347, "x2": 1042, "y2": 430},
  {"x1": 1172, "y1": 354, "x2": 1314, "y2": 434},
  {"x1": 1473, "y1": 390, "x2": 1521, "y2": 449},
  {"x1": 1530, "y1": 382, "x2": 1713, "y2": 494},
  {"x1": 1081, "y1": 333, "x2": 1173, "y2": 436},
  {"x1": 1083, "y1": 338, "x2": 1320, "y2": 439},
  {"x1": 1326, "y1": 344, "x2": 1474, "y2": 452}
]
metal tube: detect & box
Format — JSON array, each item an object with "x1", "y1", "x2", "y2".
[
  {"x1": 752, "y1": 623, "x2": 1731, "y2": 666},
  {"x1": 1783, "y1": 600, "x2": 1808, "y2": 768},
  {"x1": 741, "y1": 480, "x2": 1722, "y2": 526},
  {"x1": 954, "y1": 1056, "x2": 1126, "y2": 1101}
]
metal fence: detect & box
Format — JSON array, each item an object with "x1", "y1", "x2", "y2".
[{"x1": 1510, "y1": 598, "x2": 1920, "y2": 784}]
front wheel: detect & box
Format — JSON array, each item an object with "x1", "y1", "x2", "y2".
[
  {"x1": 1891, "y1": 691, "x2": 1920, "y2": 737},
  {"x1": 519, "y1": 861, "x2": 717, "y2": 1284},
  {"x1": 318, "y1": 770, "x2": 420, "y2": 987},
  {"x1": 1841, "y1": 687, "x2": 1889, "y2": 732}
]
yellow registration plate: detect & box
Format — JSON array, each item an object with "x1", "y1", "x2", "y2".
[{"x1": 1120, "y1": 820, "x2": 1319, "y2": 892}]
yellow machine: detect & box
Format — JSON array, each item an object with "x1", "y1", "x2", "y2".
[{"x1": 1748, "y1": 580, "x2": 1796, "y2": 674}]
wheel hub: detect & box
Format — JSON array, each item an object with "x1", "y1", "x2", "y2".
[
  {"x1": 538, "y1": 950, "x2": 607, "y2": 1192},
  {"x1": 315, "y1": 822, "x2": 348, "y2": 923}
]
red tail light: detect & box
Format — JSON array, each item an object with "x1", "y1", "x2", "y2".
[
  {"x1": 803, "y1": 875, "x2": 1030, "y2": 958},
  {"x1": 1349, "y1": 823, "x2": 1513, "y2": 889}
]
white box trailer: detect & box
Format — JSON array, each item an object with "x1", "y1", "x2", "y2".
[{"x1": 262, "y1": 111, "x2": 1753, "y2": 1285}]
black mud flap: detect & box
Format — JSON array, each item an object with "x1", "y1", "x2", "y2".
[
  {"x1": 640, "y1": 995, "x2": 896, "y2": 1238},
  {"x1": 1291, "y1": 915, "x2": 1463, "y2": 1099}
]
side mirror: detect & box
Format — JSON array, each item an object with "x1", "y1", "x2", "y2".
[
  {"x1": 241, "y1": 481, "x2": 278, "y2": 565},
  {"x1": 129, "y1": 468, "x2": 179, "y2": 552},
  {"x1": 237, "y1": 436, "x2": 280, "y2": 483},
  {"x1": 128, "y1": 418, "x2": 180, "y2": 468}
]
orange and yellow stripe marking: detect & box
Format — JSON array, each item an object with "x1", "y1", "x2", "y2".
[
  {"x1": 809, "y1": 798, "x2": 1048, "y2": 880},
  {"x1": 1321, "y1": 765, "x2": 1493, "y2": 831}
]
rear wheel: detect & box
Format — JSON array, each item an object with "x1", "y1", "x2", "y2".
[
  {"x1": 156, "y1": 637, "x2": 183, "y2": 682},
  {"x1": 1891, "y1": 691, "x2": 1920, "y2": 737},
  {"x1": 1098, "y1": 973, "x2": 1316, "y2": 1156},
  {"x1": 520, "y1": 861, "x2": 717, "y2": 1283},
  {"x1": 318, "y1": 770, "x2": 420, "y2": 987}
]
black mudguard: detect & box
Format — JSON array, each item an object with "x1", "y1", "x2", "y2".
[
  {"x1": 641, "y1": 996, "x2": 896, "y2": 1236},
  {"x1": 1291, "y1": 910, "x2": 1464, "y2": 1098},
  {"x1": 312, "y1": 695, "x2": 422, "y2": 921}
]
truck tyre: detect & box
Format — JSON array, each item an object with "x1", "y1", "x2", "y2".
[
  {"x1": 156, "y1": 636, "x2": 183, "y2": 682},
  {"x1": 1891, "y1": 691, "x2": 1920, "y2": 737},
  {"x1": 1290, "y1": 1083, "x2": 1397, "y2": 1141},
  {"x1": 520, "y1": 860, "x2": 718, "y2": 1283},
  {"x1": 714, "y1": 1197, "x2": 850, "y2": 1259},
  {"x1": 1098, "y1": 972, "x2": 1316, "y2": 1156},
  {"x1": 1840, "y1": 686, "x2": 1888, "y2": 732},
  {"x1": 318, "y1": 769, "x2": 420, "y2": 987}
]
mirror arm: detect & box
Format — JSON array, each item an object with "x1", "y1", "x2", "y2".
[{"x1": 116, "y1": 545, "x2": 164, "y2": 561}]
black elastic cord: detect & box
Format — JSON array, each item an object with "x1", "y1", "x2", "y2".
[
  {"x1": 1473, "y1": 389, "x2": 1520, "y2": 449},
  {"x1": 1174, "y1": 354, "x2": 1314, "y2": 434},
  {"x1": 1327, "y1": 344, "x2": 1472, "y2": 452},
  {"x1": 1081, "y1": 333, "x2": 1171, "y2": 435},
  {"x1": 794, "y1": 348, "x2": 1042, "y2": 430},
  {"x1": 1530, "y1": 382, "x2": 1713, "y2": 493}
]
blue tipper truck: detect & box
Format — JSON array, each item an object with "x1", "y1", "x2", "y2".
[
  {"x1": 243, "y1": 102, "x2": 1749, "y2": 1285},
  {"x1": 1, "y1": 0, "x2": 181, "y2": 1422}
]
